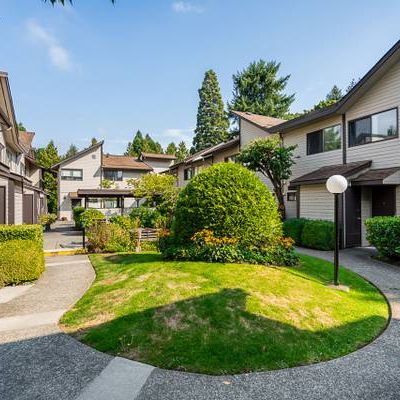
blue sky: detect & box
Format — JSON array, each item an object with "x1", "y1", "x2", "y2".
[{"x1": 1, "y1": 0, "x2": 400, "y2": 154}]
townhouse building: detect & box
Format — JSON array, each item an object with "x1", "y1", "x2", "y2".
[
  {"x1": 174, "y1": 40, "x2": 400, "y2": 248},
  {"x1": 0, "y1": 72, "x2": 47, "y2": 224},
  {"x1": 52, "y1": 142, "x2": 175, "y2": 220}
]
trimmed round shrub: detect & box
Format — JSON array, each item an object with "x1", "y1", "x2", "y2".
[
  {"x1": 172, "y1": 163, "x2": 282, "y2": 248},
  {"x1": 283, "y1": 218, "x2": 307, "y2": 245},
  {"x1": 0, "y1": 239, "x2": 45, "y2": 286},
  {"x1": 301, "y1": 220, "x2": 334, "y2": 250},
  {"x1": 365, "y1": 216, "x2": 400, "y2": 259}
]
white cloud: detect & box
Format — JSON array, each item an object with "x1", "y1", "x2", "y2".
[
  {"x1": 162, "y1": 128, "x2": 193, "y2": 146},
  {"x1": 172, "y1": 1, "x2": 204, "y2": 14},
  {"x1": 26, "y1": 19, "x2": 72, "y2": 71}
]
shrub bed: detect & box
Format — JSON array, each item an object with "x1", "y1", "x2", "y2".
[
  {"x1": 80, "y1": 208, "x2": 104, "y2": 228},
  {"x1": 301, "y1": 220, "x2": 334, "y2": 250},
  {"x1": 365, "y1": 216, "x2": 400, "y2": 259},
  {"x1": 87, "y1": 222, "x2": 134, "y2": 253},
  {"x1": 283, "y1": 218, "x2": 335, "y2": 251},
  {"x1": 0, "y1": 225, "x2": 44, "y2": 287},
  {"x1": 283, "y1": 218, "x2": 307, "y2": 245}
]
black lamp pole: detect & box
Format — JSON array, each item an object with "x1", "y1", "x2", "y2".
[{"x1": 334, "y1": 193, "x2": 340, "y2": 286}]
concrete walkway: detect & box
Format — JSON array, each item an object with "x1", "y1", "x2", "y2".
[
  {"x1": 1, "y1": 248, "x2": 399, "y2": 399},
  {"x1": 43, "y1": 221, "x2": 83, "y2": 250}
]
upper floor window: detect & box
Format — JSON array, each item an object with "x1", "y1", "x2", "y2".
[
  {"x1": 184, "y1": 168, "x2": 194, "y2": 181},
  {"x1": 61, "y1": 168, "x2": 83, "y2": 181},
  {"x1": 349, "y1": 108, "x2": 398, "y2": 147},
  {"x1": 307, "y1": 124, "x2": 341, "y2": 155},
  {"x1": 103, "y1": 169, "x2": 123, "y2": 181}
]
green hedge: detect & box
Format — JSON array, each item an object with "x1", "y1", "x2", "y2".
[
  {"x1": 301, "y1": 220, "x2": 334, "y2": 250},
  {"x1": 73, "y1": 207, "x2": 85, "y2": 229},
  {"x1": 283, "y1": 218, "x2": 335, "y2": 250},
  {"x1": 283, "y1": 218, "x2": 307, "y2": 245},
  {"x1": 365, "y1": 216, "x2": 400, "y2": 259},
  {"x1": 0, "y1": 225, "x2": 44, "y2": 287},
  {"x1": 0, "y1": 224, "x2": 43, "y2": 244}
]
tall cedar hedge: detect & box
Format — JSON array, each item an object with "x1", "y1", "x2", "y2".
[{"x1": 172, "y1": 163, "x2": 282, "y2": 248}]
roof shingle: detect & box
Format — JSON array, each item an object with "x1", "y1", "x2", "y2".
[{"x1": 102, "y1": 154, "x2": 153, "y2": 171}]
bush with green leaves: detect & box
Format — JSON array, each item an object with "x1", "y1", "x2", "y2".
[
  {"x1": 73, "y1": 206, "x2": 85, "y2": 229},
  {"x1": 365, "y1": 216, "x2": 400, "y2": 259},
  {"x1": 0, "y1": 225, "x2": 44, "y2": 287},
  {"x1": 283, "y1": 218, "x2": 307, "y2": 245},
  {"x1": 80, "y1": 208, "x2": 104, "y2": 228},
  {"x1": 39, "y1": 213, "x2": 57, "y2": 228},
  {"x1": 87, "y1": 222, "x2": 133, "y2": 253},
  {"x1": 172, "y1": 163, "x2": 282, "y2": 248},
  {"x1": 130, "y1": 206, "x2": 162, "y2": 228},
  {"x1": 109, "y1": 215, "x2": 139, "y2": 230},
  {"x1": 301, "y1": 220, "x2": 334, "y2": 250}
]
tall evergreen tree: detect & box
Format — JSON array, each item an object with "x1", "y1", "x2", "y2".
[
  {"x1": 228, "y1": 60, "x2": 295, "y2": 120},
  {"x1": 176, "y1": 141, "x2": 189, "y2": 162},
  {"x1": 35, "y1": 140, "x2": 61, "y2": 214},
  {"x1": 166, "y1": 142, "x2": 177, "y2": 155},
  {"x1": 126, "y1": 130, "x2": 144, "y2": 156},
  {"x1": 64, "y1": 144, "x2": 78, "y2": 159},
  {"x1": 192, "y1": 70, "x2": 229, "y2": 153},
  {"x1": 91, "y1": 137, "x2": 98, "y2": 146}
]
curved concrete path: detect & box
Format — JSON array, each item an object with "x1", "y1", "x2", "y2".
[{"x1": 1, "y1": 248, "x2": 399, "y2": 399}]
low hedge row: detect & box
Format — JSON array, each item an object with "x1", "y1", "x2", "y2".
[
  {"x1": 0, "y1": 225, "x2": 44, "y2": 287},
  {"x1": 365, "y1": 216, "x2": 400, "y2": 259},
  {"x1": 283, "y1": 218, "x2": 335, "y2": 251}
]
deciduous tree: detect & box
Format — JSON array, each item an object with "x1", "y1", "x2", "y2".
[{"x1": 237, "y1": 137, "x2": 296, "y2": 219}]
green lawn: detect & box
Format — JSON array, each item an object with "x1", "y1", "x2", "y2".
[{"x1": 60, "y1": 253, "x2": 389, "y2": 374}]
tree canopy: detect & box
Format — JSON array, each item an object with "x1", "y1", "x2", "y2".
[
  {"x1": 228, "y1": 60, "x2": 295, "y2": 120},
  {"x1": 64, "y1": 144, "x2": 79, "y2": 160},
  {"x1": 237, "y1": 137, "x2": 296, "y2": 219},
  {"x1": 192, "y1": 70, "x2": 229, "y2": 153},
  {"x1": 125, "y1": 130, "x2": 164, "y2": 157},
  {"x1": 176, "y1": 141, "x2": 189, "y2": 162},
  {"x1": 166, "y1": 142, "x2": 177, "y2": 155}
]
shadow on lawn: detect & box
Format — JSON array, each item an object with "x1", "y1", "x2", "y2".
[{"x1": 73, "y1": 287, "x2": 387, "y2": 374}]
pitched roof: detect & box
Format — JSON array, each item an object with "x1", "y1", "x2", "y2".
[
  {"x1": 269, "y1": 39, "x2": 400, "y2": 133},
  {"x1": 102, "y1": 154, "x2": 153, "y2": 171},
  {"x1": 18, "y1": 131, "x2": 35, "y2": 154},
  {"x1": 52, "y1": 141, "x2": 104, "y2": 169},
  {"x1": 170, "y1": 137, "x2": 239, "y2": 169},
  {"x1": 140, "y1": 152, "x2": 176, "y2": 160},
  {"x1": 290, "y1": 160, "x2": 372, "y2": 186},
  {"x1": 231, "y1": 111, "x2": 286, "y2": 131},
  {"x1": 352, "y1": 167, "x2": 400, "y2": 185}
]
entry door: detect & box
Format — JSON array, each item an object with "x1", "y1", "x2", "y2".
[
  {"x1": 345, "y1": 187, "x2": 362, "y2": 247},
  {"x1": 23, "y1": 194, "x2": 34, "y2": 224},
  {"x1": 372, "y1": 186, "x2": 396, "y2": 217},
  {"x1": 0, "y1": 186, "x2": 5, "y2": 224}
]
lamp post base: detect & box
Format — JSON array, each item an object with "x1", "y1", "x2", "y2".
[{"x1": 327, "y1": 283, "x2": 350, "y2": 292}]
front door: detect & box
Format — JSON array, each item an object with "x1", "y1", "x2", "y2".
[
  {"x1": 345, "y1": 186, "x2": 362, "y2": 247},
  {"x1": 372, "y1": 186, "x2": 396, "y2": 217},
  {"x1": 0, "y1": 186, "x2": 5, "y2": 224},
  {"x1": 23, "y1": 194, "x2": 34, "y2": 224}
]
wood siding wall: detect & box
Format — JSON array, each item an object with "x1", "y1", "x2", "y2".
[{"x1": 299, "y1": 184, "x2": 334, "y2": 221}]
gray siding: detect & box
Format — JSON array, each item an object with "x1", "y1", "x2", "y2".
[{"x1": 300, "y1": 184, "x2": 334, "y2": 221}]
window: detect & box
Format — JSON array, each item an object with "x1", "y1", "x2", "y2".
[
  {"x1": 92, "y1": 154, "x2": 96, "y2": 159},
  {"x1": 307, "y1": 125, "x2": 341, "y2": 155},
  {"x1": 103, "y1": 169, "x2": 123, "y2": 181},
  {"x1": 86, "y1": 197, "x2": 119, "y2": 209},
  {"x1": 349, "y1": 108, "x2": 398, "y2": 147},
  {"x1": 61, "y1": 168, "x2": 83, "y2": 181},
  {"x1": 287, "y1": 192, "x2": 296, "y2": 202},
  {"x1": 184, "y1": 168, "x2": 194, "y2": 181}
]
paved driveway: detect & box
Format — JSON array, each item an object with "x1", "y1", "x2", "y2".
[{"x1": 0, "y1": 248, "x2": 399, "y2": 400}]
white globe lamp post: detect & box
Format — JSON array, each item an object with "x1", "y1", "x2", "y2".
[{"x1": 326, "y1": 175, "x2": 348, "y2": 286}]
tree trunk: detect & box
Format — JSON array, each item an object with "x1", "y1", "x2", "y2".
[{"x1": 261, "y1": 170, "x2": 286, "y2": 220}]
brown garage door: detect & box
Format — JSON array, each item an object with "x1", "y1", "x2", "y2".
[
  {"x1": 23, "y1": 194, "x2": 34, "y2": 224},
  {"x1": 0, "y1": 186, "x2": 5, "y2": 224}
]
